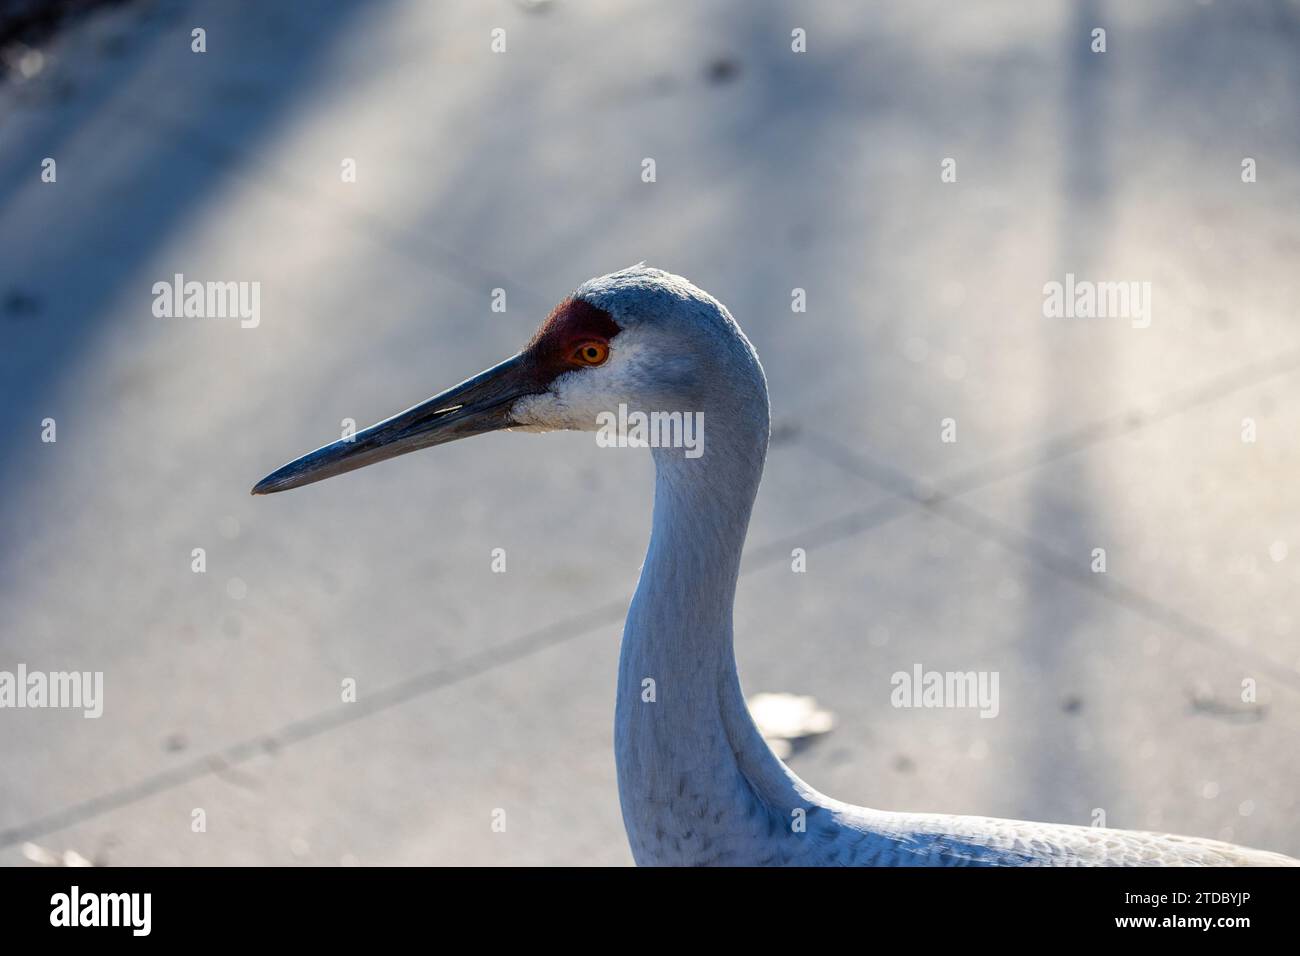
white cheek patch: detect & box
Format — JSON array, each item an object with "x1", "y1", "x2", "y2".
[
  {"x1": 510, "y1": 387, "x2": 576, "y2": 433},
  {"x1": 511, "y1": 369, "x2": 614, "y2": 432}
]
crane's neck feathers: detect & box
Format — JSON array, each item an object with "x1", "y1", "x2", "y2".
[{"x1": 611, "y1": 299, "x2": 819, "y2": 864}]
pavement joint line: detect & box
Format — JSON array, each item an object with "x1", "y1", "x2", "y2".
[
  {"x1": 0, "y1": 497, "x2": 912, "y2": 849},
  {"x1": 940, "y1": 346, "x2": 1300, "y2": 496},
  {"x1": 933, "y1": 495, "x2": 1300, "y2": 695},
  {"x1": 797, "y1": 427, "x2": 1300, "y2": 697}
]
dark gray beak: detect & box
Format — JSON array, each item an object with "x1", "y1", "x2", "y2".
[{"x1": 252, "y1": 353, "x2": 538, "y2": 495}]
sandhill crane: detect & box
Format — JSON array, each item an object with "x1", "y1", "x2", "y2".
[{"x1": 254, "y1": 265, "x2": 1297, "y2": 866}]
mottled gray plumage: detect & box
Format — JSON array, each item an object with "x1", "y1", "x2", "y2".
[{"x1": 586, "y1": 265, "x2": 1296, "y2": 867}]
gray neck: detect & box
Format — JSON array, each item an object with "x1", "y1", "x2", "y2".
[{"x1": 614, "y1": 401, "x2": 809, "y2": 865}]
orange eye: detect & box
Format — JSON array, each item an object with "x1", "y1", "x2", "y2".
[{"x1": 573, "y1": 341, "x2": 609, "y2": 366}]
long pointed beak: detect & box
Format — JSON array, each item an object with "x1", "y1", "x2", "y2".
[{"x1": 251, "y1": 353, "x2": 537, "y2": 495}]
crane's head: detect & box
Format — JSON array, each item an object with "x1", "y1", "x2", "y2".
[{"x1": 251, "y1": 264, "x2": 766, "y2": 495}]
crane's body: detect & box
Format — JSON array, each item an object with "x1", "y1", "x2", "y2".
[{"x1": 255, "y1": 265, "x2": 1298, "y2": 867}]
